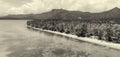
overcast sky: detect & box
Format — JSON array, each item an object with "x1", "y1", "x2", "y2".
[{"x1": 0, "y1": 0, "x2": 120, "y2": 16}]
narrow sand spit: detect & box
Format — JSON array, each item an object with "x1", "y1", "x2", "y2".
[{"x1": 32, "y1": 27, "x2": 120, "y2": 50}]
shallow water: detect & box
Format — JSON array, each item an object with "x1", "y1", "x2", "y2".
[
  {"x1": 0, "y1": 20, "x2": 72, "y2": 57},
  {"x1": 0, "y1": 20, "x2": 27, "y2": 57},
  {"x1": 0, "y1": 20, "x2": 120, "y2": 57}
]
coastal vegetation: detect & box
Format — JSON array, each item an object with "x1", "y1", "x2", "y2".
[{"x1": 27, "y1": 19, "x2": 120, "y2": 43}]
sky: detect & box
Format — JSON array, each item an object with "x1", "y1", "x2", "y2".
[{"x1": 0, "y1": 0, "x2": 120, "y2": 16}]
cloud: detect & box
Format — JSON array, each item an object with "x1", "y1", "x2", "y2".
[
  {"x1": 0, "y1": 0, "x2": 120, "y2": 16},
  {"x1": 1, "y1": 0, "x2": 33, "y2": 7},
  {"x1": 0, "y1": 1, "x2": 12, "y2": 16}
]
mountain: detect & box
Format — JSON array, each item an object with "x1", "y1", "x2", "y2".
[
  {"x1": 0, "y1": 9, "x2": 91, "y2": 20},
  {"x1": 31, "y1": 9, "x2": 91, "y2": 20},
  {"x1": 32, "y1": 9, "x2": 69, "y2": 19},
  {"x1": 0, "y1": 7, "x2": 120, "y2": 23},
  {"x1": 32, "y1": 7, "x2": 120, "y2": 22},
  {"x1": 0, "y1": 14, "x2": 34, "y2": 20},
  {"x1": 90, "y1": 7, "x2": 120, "y2": 19}
]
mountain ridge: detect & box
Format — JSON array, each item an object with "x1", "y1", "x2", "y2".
[{"x1": 0, "y1": 7, "x2": 120, "y2": 23}]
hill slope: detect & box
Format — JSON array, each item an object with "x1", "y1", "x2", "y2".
[{"x1": 0, "y1": 7, "x2": 120, "y2": 22}]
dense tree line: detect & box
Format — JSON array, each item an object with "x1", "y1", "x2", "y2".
[{"x1": 27, "y1": 19, "x2": 120, "y2": 43}]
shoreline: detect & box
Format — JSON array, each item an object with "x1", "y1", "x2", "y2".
[{"x1": 28, "y1": 26, "x2": 120, "y2": 50}]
